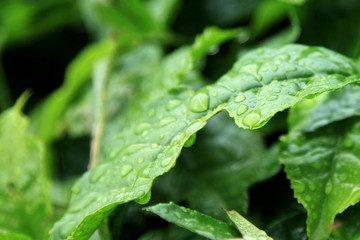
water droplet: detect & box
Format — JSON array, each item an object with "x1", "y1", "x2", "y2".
[
  {"x1": 148, "y1": 108, "x2": 155, "y2": 118},
  {"x1": 234, "y1": 94, "x2": 246, "y2": 103},
  {"x1": 184, "y1": 133, "x2": 196, "y2": 147},
  {"x1": 285, "y1": 66, "x2": 297, "y2": 72},
  {"x1": 138, "y1": 157, "x2": 145, "y2": 163},
  {"x1": 89, "y1": 164, "x2": 107, "y2": 183},
  {"x1": 134, "y1": 123, "x2": 151, "y2": 135},
  {"x1": 242, "y1": 110, "x2": 261, "y2": 128},
  {"x1": 185, "y1": 121, "x2": 206, "y2": 136},
  {"x1": 266, "y1": 95, "x2": 278, "y2": 101},
  {"x1": 166, "y1": 99, "x2": 182, "y2": 111},
  {"x1": 305, "y1": 195, "x2": 312, "y2": 202},
  {"x1": 189, "y1": 89, "x2": 210, "y2": 113},
  {"x1": 120, "y1": 164, "x2": 133, "y2": 177},
  {"x1": 208, "y1": 45, "x2": 219, "y2": 55},
  {"x1": 161, "y1": 157, "x2": 173, "y2": 168},
  {"x1": 59, "y1": 221, "x2": 77, "y2": 238},
  {"x1": 159, "y1": 133, "x2": 165, "y2": 139},
  {"x1": 271, "y1": 66, "x2": 278, "y2": 71},
  {"x1": 159, "y1": 117, "x2": 176, "y2": 127},
  {"x1": 109, "y1": 146, "x2": 122, "y2": 159},
  {"x1": 237, "y1": 104, "x2": 248, "y2": 115},
  {"x1": 242, "y1": 63, "x2": 262, "y2": 81},
  {"x1": 292, "y1": 181, "x2": 306, "y2": 193},
  {"x1": 309, "y1": 183, "x2": 316, "y2": 191},
  {"x1": 135, "y1": 190, "x2": 146, "y2": 198},
  {"x1": 136, "y1": 190, "x2": 151, "y2": 205},
  {"x1": 69, "y1": 194, "x2": 97, "y2": 213},
  {"x1": 278, "y1": 54, "x2": 290, "y2": 60},
  {"x1": 71, "y1": 186, "x2": 80, "y2": 194},
  {"x1": 325, "y1": 182, "x2": 333, "y2": 194},
  {"x1": 175, "y1": 212, "x2": 182, "y2": 218},
  {"x1": 237, "y1": 32, "x2": 249, "y2": 43}
]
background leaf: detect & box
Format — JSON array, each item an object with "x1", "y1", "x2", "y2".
[{"x1": 0, "y1": 98, "x2": 52, "y2": 239}]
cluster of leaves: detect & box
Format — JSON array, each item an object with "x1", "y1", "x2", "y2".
[{"x1": 1, "y1": 0, "x2": 360, "y2": 240}]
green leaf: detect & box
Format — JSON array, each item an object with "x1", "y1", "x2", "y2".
[
  {"x1": 226, "y1": 209, "x2": 273, "y2": 240},
  {"x1": 30, "y1": 40, "x2": 114, "y2": 143},
  {"x1": 0, "y1": 99, "x2": 52, "y2": 239},
  {"x1": 145, "y1": 202, "x2": 240, "y2": 239},
  {"x1": 280, "y1": 118, "x2": 360, "y2": 240},
  {"x1": 289, "y1": 84, "x2": 360, "y2": 132},
  {"x1": 51, "y1": 44, "x2": 360, "y2": 239}
]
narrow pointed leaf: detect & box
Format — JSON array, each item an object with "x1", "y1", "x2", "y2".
[
  {"x1": 146, "y1": 202, "x2": 239, "y2": 239},
  {"x1": 52, "y1": 44, "x2": 360, "y2": 239},
  {"x1": 226, "y1": 210, "x2": 273, "y2": 240},
  {"x1": 280, "y1": 118, "x2": 360, "y2": 240}
]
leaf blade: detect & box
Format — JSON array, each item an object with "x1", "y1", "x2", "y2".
[{"x1": 146, "y1": 202, "x2": 240, "y2": 240}]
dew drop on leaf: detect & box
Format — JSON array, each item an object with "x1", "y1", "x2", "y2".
[
  {"x1": 292, "y1": 181, "x2": 306, "y2": 193},
  {"x1": 166, "y1": 99, "x2": 182, "y2": 111},
  {"x1": 237, "y1": 104, "x2": 248, "y2": 115},
  {"x1": 134, "y1": 123, "x2": 151, "y2": 135},
  {"x1": 71, "y1": 186, "x2": 80, "y2": 195},
  {"x1": 120, "y1": 164, "x2": 133, "y2": 177},
  {"x1": 136, "y1": 190, "x2": 151, "y2": 205},
  {"x1": 325, "y1": 182, "x2": 333, "y2": 194},
  {"x1": 234, "y1": 94, "x2": 246, "y2": 103},
  {"x1": 242, "y1": 110, "x2": 261, "y2": 128},
  {"x1": 89, "y1": 164, "x2": 107, "y2": 183},
  {"x1": 189, "y1": 90, "x2": 210, "y2": 112},
  {"x1": 266, "y1": 95, "x2": 278, "y2": 101},
  {"x1": 184, "y1": 133, "x2": 196, "y2": 147},
  {"x1": 160, "y1": 157, "x2": 173, "y2": 168},
  {"x1": 285, "y1": 66, "x2": 297, "y2": 73}
]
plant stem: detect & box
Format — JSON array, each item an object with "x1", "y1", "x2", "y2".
[{"x1": 90, "y1": 40, "x2": 118, "y2": 169}]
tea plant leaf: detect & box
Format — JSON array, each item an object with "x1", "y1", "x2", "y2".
[
  {"x1": 30, "y1": 40, "x2": 114, "y2": 142},
  {"x1": 226, "y1": 209, "x2": 273, "y2": 240},
  {"x1": 289, "y1": 84, "x2": 360, "y2": 132},
  {"x1": 145, "y1": 202, "x2": 240, "y2": 239},
  {"x1": 280, "y1": 118, "x2": 360, "y2": 240},
  {"x1": 51, "y1": 44, "x2": 360, "y2": 239},
  {"x1": 0, "y1": 98, "x2": 52, "y2": 239}
]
